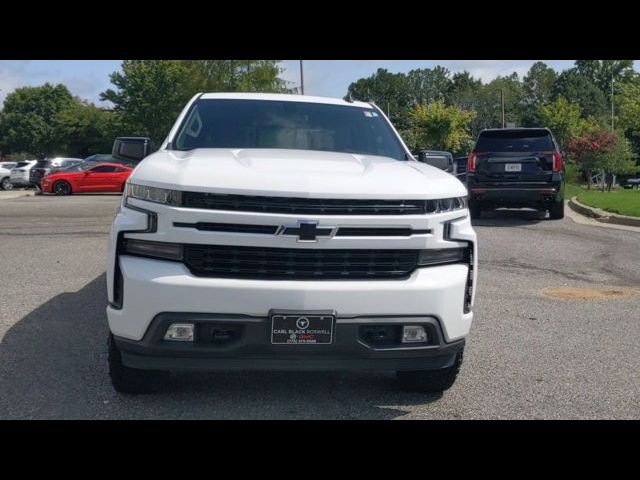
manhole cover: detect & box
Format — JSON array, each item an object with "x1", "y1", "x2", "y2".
[{"x1": 542, "y1": 287, "x2": 634, "y2": 300}]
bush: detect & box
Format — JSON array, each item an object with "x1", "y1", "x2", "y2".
[{"x1": 564, "y1": 162, "x2": 579, "y2": 184}]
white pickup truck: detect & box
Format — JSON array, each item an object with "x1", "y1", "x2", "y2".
[{"x1": 106, "y1": 93, "x2": 477, "y2": 394}]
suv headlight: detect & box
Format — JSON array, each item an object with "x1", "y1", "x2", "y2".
[
  {"x1": 426, "y1": 196, "x2": 468, "y2": 214},
  {"x1": 125, "y1": 182, "x2": 182, "y2": 206}
]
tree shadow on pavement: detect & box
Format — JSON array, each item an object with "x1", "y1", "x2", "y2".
[
  {"x1": 0, "y1": 274, "x2": 442, "y2": 419},
  {"x1": 471, "y1": 208, "x2": 547, "y2": 227}
]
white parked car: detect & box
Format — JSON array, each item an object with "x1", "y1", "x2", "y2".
[
  {"x1": 106, "y1": 93, "x2": 477, "y2": 394},
  {"x1": 0, "y1": 162, "x2": 18, "y2": 190},
  {"x1": 9, "y1": 160, "x2": 37, "y2": 188}
]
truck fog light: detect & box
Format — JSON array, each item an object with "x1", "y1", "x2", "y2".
[
  {"x1": 402, "y1": 325, "x2": 427, "y2": 343},
  {"x1": 164, "y1": 323, "x2": 194, "y2": 341}
]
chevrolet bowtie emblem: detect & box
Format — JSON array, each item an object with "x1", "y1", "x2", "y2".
[{"x1": 280, "y1": 221, "x2": 335, "y2": 242}]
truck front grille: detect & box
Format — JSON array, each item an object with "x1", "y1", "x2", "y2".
[
  {"x1": 183, "y1": 244, "x2": 419, "y2": 280},
  {"x1": 181, "y1": 192, "x2": 428, "y2": 215}
]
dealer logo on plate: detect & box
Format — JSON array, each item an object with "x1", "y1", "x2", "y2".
[{"x1": 296, "y1": 317, "x2": 310, "y2": 329}]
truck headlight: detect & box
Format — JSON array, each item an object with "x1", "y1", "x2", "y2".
[
  {"x1": 426, "y1": 196, "x2": 467, "y2": 213},
  {"x1": 417, "y1": 247, "x2": 467, "y2": 266},
  {"x1": 122, "y1": 239, "x2": 183, "y2": 261},
  {"x1": 125, "y1": 182, "x2": 182, "y2": 206}
]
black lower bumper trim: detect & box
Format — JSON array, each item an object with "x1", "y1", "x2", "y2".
[
  {"x1": 120, "y1": 352, "x2": 460, "y2": 372},
  {"x1": 114, "y1": 313, "x2": 465, "y2": 372}
]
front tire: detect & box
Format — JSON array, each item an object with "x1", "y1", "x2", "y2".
[
  {"x1": 1, "y1": 177, "x2": 13, "y2": 190},
  {"x1": 549, "y1": 199, "x2": 564, "y2": 219},
  {"x1": 108, "y1": 334, "x2": 168, "y2": 394},
  {"x1": 396, "y1": 349, "x2": 464, "y2": 393},
  {"x1": 53, "y1": 180, "x2": 71, "y2": 196}
]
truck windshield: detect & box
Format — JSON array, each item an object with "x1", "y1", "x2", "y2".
[{"x1": 172, "y1": 99, "x2": 407, "y2": 160}]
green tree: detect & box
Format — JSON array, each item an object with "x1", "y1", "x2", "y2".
[
  {"x1": 101, "y1": 60, "x2": 291, "y2": 145},
  {"x1": 552, "y1": 68, "x2": 608, "y2": 119},
  {"x1": 183, "y1": 60, "x2": 290, "y2": 93},
  {"x1": 521, "y1": 62, "x2": 557, "y2": 126},
  {"x1": 447, "y1": 71, "x2": 483, "y2": 109},
  {"x1": 484, "y1": 73, "x2": 525, "y2": 127},
  {"x1": 100, "y1": 60, "x2": 192, "y2": 145},
  {"x1": 408, "y1": 100, "x2": 476, "y2": 153},
  {"x1": 405, "y1": 66, "x2": 451, "y2": 105},
  {"x1": 0, "y1": 83, "x2": 74, "y2": 158},
  {"x1": 600, "y1": 132, "x2": 638, "y2": 177},
  {"x1": 575, "y1": 60, "x2": 635, "y2": 94},
  {"x1": 616, "y1": 80, "x2": 640, "y2": 132},
  {"x1": 615, "y1": 79, "x2": 640, "y2": 158},
  {"x1": 346, "y1": 68, "x2": 413, "y2": 129},
  {"x1": 537, "y1": 96, "x2": 587, "y2": 150},
  {"x1": 446, "y1": 71, "x2": 484, "y2": 137},
  {"x1": 55, "y1": 102, "x2": 123, "y2": 157}
]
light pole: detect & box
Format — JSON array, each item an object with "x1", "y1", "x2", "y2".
[
  {"x1": 299, "y1": 60, "x2": 304, "y2": 95},
  {"x1": 611, "y1": 70, "x2": 614, "y2": 131},
  {"x1": 500, "y1": 89, "x2": 505, "y2": 128}
]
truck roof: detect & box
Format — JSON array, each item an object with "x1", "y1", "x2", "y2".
[
  {"x1": 480, "y1": 127, "x2": 551, "y2": 133},
  {"x1": 199, "y1": 92, "x2": 372, "y2": 109}
]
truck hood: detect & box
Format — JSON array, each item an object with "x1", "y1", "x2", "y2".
[{"x1": 130, "y1": 149, "x2": 467, "y2": 199}]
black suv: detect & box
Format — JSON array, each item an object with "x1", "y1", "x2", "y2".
[
  {"x1": 454, "y1": 156, "x2": 468, "y2": 182},
  {"x1": 466, "y1": 128, "x2": 565, "y2": 219}
]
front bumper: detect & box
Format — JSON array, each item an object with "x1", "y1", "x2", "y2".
[
  {"x1": 106, "y1": 201, "x2": 477, "y2": 366},
  {"x1": 107, "y1": 255, "x2": 473, "y2": 343},
  {"x1": 114, "y1": 313, "x2": 465, "y2": 372},
  {"x1": 40, "y1": 179, "x2": 54, "y2": 193}
]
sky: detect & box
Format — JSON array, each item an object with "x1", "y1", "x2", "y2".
[{"x1": 0, "y1": 60, "x2": 633, "y2": 106}]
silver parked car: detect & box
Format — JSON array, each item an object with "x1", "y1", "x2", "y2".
[
  {"x1": 10, "y1": 160, "x2": 38, "y2": 188},
  {"x1": 0, "y1": 162, "x2": 18, "y2": 190}
]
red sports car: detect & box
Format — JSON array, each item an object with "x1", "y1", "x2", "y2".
[{"x1": 41, "y1": 162, "x2": 133, "y2": 195}]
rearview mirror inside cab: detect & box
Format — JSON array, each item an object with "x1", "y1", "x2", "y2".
[{"x1": 112, "y1": 137, "x2": 152, "y2": 163}]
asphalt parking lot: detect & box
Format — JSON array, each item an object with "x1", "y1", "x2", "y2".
[{"x1": 0, "y1": 194, "x2": 639, "y2": 419}]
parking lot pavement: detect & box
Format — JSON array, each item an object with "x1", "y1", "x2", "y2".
[{"x1": 0, "y1": 195, "x2": 639, "y2": 419}]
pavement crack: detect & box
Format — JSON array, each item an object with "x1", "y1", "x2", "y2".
[{"x1": 487, "y1": 259, "x2": 594, "y2": 282}]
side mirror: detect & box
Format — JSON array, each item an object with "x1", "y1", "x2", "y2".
[
  {"x1": 112, "y1": 137, "x2": 152, "y2": 163},
  {"x1": 418, "y1": 153, "x2": 452, "y2": 171}
]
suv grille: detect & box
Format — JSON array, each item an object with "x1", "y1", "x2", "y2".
[
  {"x1": 181, "y1": 192, "x2": 428, "y2": 215},
  {"x1": 183, "y1": 244, "x2": 419, "y2": 280}
]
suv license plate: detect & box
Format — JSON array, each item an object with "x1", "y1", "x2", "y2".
[
  {"x1": 505, "y1": 163, "x2": 522, "y2": 172},
  {"x1": 271, "y1": 313, "x2": 334, "y2": 345}
]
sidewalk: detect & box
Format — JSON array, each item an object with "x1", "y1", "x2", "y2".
[{"x1": 0, "y1": 190, "x2": 35, "y2": 201}]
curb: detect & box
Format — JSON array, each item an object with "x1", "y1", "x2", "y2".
[{"x1": 568, "y1": 196, "x2": 640, "y2": 227}]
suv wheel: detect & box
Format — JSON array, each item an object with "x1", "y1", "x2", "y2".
[
  {"x1": 108, "y1": 334, "x2": 168, "y2": 394},
  {"x1": 549, "y1": 199, "x2": 564, "y2": 220},
  {"x1": 1, "y1": 177, "x2": 12, "y2": 190},
  {"x1": 396, "y1": 349, "x2": 464, "y2": 393}
]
